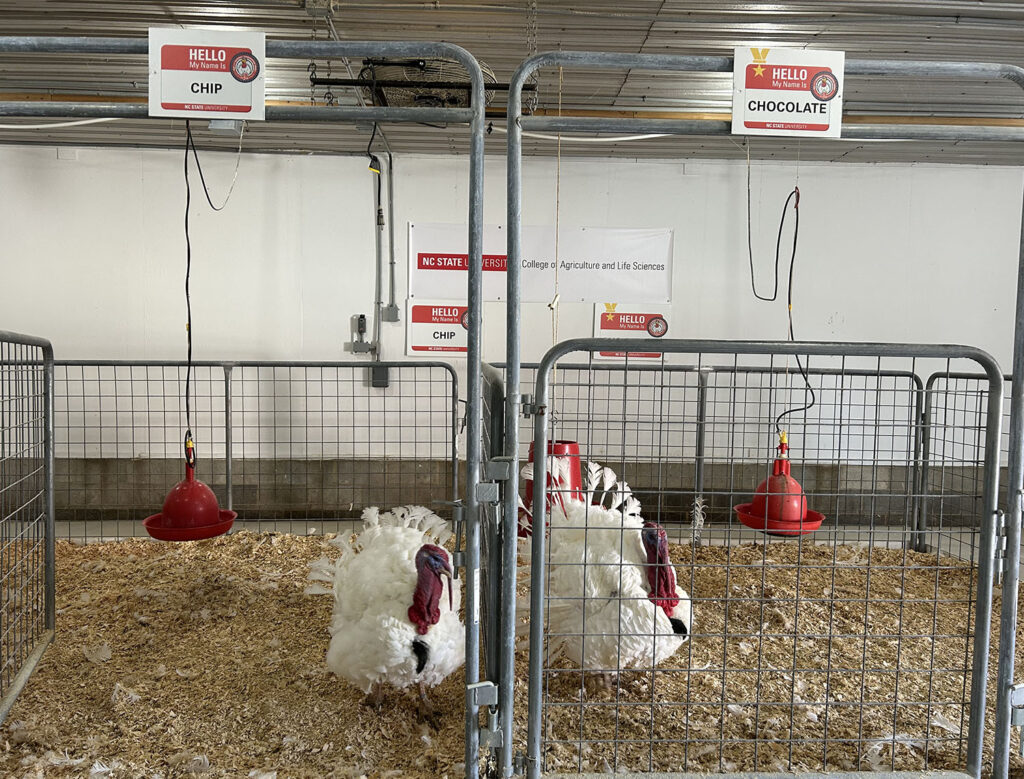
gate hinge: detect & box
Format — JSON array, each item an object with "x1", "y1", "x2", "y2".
[
  {"x1": 474, "y1": 481, "x2": 500, "y2": 504},
  {"x1": 480, "y1": 706, "x2": 503, "y2": 748},
  {"x1": 513, "y1": 751, "x2": 527, "y2": 775},
  {"x1": 521, "y1": 394, "x2": 536, "y2": 418},
  {"x1": 483, "y1": 457, "x2": 515, "y2": 482},
  {"x1": 467, "y1": 680, "x2": 498, "y2": 708}
]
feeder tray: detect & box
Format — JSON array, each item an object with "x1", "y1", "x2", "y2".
[
  {"x1": 143, "y1": 464, "x2": 235, "y2": 542},
  {"x1": 734, "y1": 433, "x2": 824, "y2": 537}
]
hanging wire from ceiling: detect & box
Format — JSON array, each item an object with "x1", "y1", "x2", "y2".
[
  {"x1": 182, "y1": 121, "x2": 197, "y2": 470},
  {"x1": 184, "y1": 121, "x2": 246, "y2": 211},
  {"x1": 742, "y1": 139, "x2": 816, "y2": 434}
]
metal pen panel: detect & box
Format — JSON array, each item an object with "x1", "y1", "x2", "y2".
[
  {"x1": 0, "y1": 34, "x2": 487, "y2": 776},
  {"x1": 506, "y1": 51, "x2": 1024, "y2": 779},
  {"x1": 525, "y1": 339, "x2": 1000, "y2": 778},
  {"x1": 0, "y1": 331, "x2": 54, "y2": 726},
  {"x1": 52, "y1": 360, "x2": 459, "y2": 539}
]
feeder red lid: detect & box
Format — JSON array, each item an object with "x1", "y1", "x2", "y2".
[{"x1": 143, "y1": 465, "x2": 235, "y2": 541}]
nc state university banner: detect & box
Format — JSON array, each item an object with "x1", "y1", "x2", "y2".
[{"x1": 408, "y1": 223, "x2": 673, "y2": 304}]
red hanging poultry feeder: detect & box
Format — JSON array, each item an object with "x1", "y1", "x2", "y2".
[
  {"x1": 143, "y1": 435, "x2": 235, "y2": 541},
  {"x1": 518, "y1": 439, "x2": 583, "y2": 537},
  {"x1": 734, "y1": 431, "x2": 824, "y2": 537}
]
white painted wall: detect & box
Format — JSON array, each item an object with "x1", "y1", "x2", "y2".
[{"x1": 0, "y1": 145, "x2": 1021, "y2": 373}]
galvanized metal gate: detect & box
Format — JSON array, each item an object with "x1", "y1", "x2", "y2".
[
  {"x1": 519, "y1": 339, "x2": 1012, "y2": 778},
  {"x1": 0, "y1": 331, "x2": 54, "y2": 724},
  {"x1": 0, "y1": 34, "x2": 490, "y2": 777},
  {"x1": 502, "y1": 50, "x2": 1024, "y2": 779}
]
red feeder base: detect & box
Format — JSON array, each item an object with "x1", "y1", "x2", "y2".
[
  {"x1": 143, "y1": 510, "x2": 236, "y2": 541},
  {"x1": 734, "y1": 502, "x2": 824, "y2": 537},
  {"x1": 143, "y1": 464, "x2": 235, "y2": 541},
  {"x1": 734, "y1": 436, "x2": 824, "y2": 537}
]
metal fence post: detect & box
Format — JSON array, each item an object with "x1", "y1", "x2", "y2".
[
  {"x1": 461, "y1": 45, "x2": 487, "y2": 779},
  {"x1": 224, "y1": 364, "x2": 233, "y2": 512},
  {"x1": 992, "y1": 186, "x2": 1024, "y2": 777},
  {"x1": 695, "y1": 369, "x2": 709, "y2": 519},
  {"x1": 43, "y1": 344, "x2": 55, "y2": 632}
]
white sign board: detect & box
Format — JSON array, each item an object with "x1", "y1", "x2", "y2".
[
  {"x1": 732, "y1": 47, "x2": 844, "y2": 138},
  {"x1": 409, "y1": 223, "x2": 672, "y2": 304},
  {"x1": 406, "y1": 300, "x2": 469, "y2": 356},
  {"x1": 149, "y1": 28, "x2": 266, "y2": 120},
  {"x1": 593, "y1": 303, "x2": 668, "y2": 361}
]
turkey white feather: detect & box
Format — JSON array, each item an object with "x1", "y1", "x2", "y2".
[
  {"x1": 307, "y1": 505, "x2": 464, "y2": 720},
  {"x1": 520, "y1": 462, "x2": 692, "y2": 676}
]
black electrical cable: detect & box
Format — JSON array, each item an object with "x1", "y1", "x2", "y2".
[
  {"x1": 186, "y1": 123, "x2": 228, "y2": 212},
  {"x1": 744, "y1": 154, "x2": 816, "y2": 434},
  {"x1": 774, "y1": 187, "x2": 817, "y2": 434},
  {"x1": 183, "y1": 121, "x2": 196, "y2": 468},
  {"x1": 747, "y1": 157, "x2": 799, "y2": 302}
]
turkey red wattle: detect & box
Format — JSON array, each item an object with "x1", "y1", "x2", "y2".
[
  {"x1": 642, "y1": 522, "x2": 680, "y2": 617},
  {"x1": 408, "y1": 544, "x2": 453, "y2": 635}
]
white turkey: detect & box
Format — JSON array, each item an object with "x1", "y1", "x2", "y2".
[
  {"x1": 520, "y1": 461, "x2": 692, "y2": 685},
  {"x1": 307, "y1": 505, "x2": 464, "y2": 724}
]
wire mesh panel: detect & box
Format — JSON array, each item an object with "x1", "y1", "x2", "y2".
[
  {"x1": 0, "y1": 334, "x2": 53, "y2": 723},
  {"x1": 230, "y1": 363, "x2": 458, "y2": 528},
  {"x1": 54, "y1": 362, "x2": 226, "y2": 539},
  {"x1": 921, "y1": 373, "x2": 1012, "y2": 564},
  {"x1": 522, "y1": 342, "x2": 1002, "y2": 777},
  {"x1": 54, "y1": 361, "x2": 458, "y2": 539}
]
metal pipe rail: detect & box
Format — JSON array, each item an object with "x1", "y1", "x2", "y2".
[
  {"x1": 527, "y1": 339, "x2": 1002, "y2": 779},
  {"x1": 506, "y1": 51, "x2": 1024, "y2": 779},
  {"x1": 0, "y1": 35, "x2": 487, "y2": 778}
]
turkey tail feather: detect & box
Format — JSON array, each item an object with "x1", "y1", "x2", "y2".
[{"x1": 361, "y1": 504, "x2": 451, "y2": 544}]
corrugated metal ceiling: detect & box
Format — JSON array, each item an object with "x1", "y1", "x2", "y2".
[{"x1": 1, "y1": 1, "x2": 1023, "y2": 163}]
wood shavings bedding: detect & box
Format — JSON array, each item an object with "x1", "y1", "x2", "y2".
[
  {"x1": 0, "y1": 531, "x2": 466, "y2": 778},
  {"x1": 517, "y1": 542, "x2": 1024, "y2": 776},
  {"x1": 2, "y1": 532, "x2": 1021, "y2": 777}
]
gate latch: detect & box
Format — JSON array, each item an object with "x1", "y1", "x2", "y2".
[
  {"x1": 467, "y1": 681, "x2": 503, "y2": 748},
  {"x1": 467, "y1": 680, "x2": 498, "y2": 708},
  {"x1": 521, "y1": 394, "x2": 536, "y2": 417}
]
